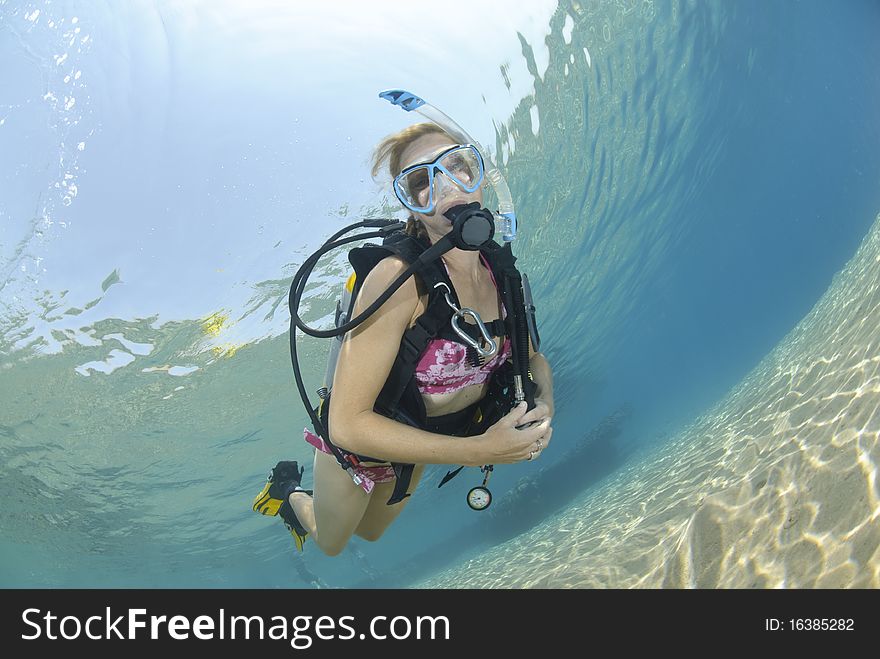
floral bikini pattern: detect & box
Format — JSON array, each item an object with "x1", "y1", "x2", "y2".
[{"x1": 414, "y1": 337, "x2": 511, "y2": 395}]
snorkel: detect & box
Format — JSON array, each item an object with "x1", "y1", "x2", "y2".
[{"x1": 379, "y1": 90, "x2": 518, "y2": 242}]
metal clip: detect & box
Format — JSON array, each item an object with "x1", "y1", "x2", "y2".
[
  {"x1": 480, "y1": 464, "x2": 493, "y2": 486},
  {"x1": 346, "y1": 468, "x2": 363, "y2": 487},
  {"x1": 434, "y1": 282, "x2": 498, "y2": 358}
]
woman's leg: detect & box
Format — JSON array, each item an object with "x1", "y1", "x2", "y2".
[
  {"x1": 290, "y1": 449, "x2": 372, "y2": 556},
  {"x1": 353, "y1": 464, "x2": 426, "y2": 541}
]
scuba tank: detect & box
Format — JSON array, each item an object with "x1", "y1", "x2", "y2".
[{"x1": 316, "y1": 272, "x2": 355, "y2": 402}]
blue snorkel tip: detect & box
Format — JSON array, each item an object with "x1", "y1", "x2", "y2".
[{"x1": 379, "y1": 90, "x2": 426, "y2": 112}]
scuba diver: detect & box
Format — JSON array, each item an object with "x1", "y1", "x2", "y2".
[{"x1": 253, "y1": 91, "x2": 554, "y2": 556}]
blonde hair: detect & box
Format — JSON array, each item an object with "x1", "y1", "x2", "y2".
[{"x1": 371, "y1": 123, "x2": 454, "y2": 243}]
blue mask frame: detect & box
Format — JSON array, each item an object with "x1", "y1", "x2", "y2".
[{"x1": 393, "y1": 144, "x2": 485, "y2": 214}]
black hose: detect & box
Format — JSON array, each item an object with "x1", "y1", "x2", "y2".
[
  {"x1": 501, "y1": 267, "x2": 536, "y2": 412},
  {"x1": 290, "y1": 232, "x2": 455, "y2": 339},
  {"x1": 511, "y1": 277, "x2": 532, "y2": 400},
  {"x1": 287, "y1": 220, "x2": 401, "y2": 437}
]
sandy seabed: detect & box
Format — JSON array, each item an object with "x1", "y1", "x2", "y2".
[{"x1": 418, "y1": 214, "x2": 880, "y2": 589}]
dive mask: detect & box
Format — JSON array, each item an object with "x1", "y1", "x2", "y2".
[{"x1": 393, "y1": 144, "x2": 484, "y2": 214}]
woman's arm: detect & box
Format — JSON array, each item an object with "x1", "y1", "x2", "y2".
[{"x1": 327, "y1": 257, "x2": 489, "y2": 467}]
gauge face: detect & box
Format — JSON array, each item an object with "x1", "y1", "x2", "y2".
[{"x1": 467, "y1": 486, "x2": 492, "y2": 511}]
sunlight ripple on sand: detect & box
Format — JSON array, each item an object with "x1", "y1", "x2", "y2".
[{"x1": 419, "y1": 213, "x2": 880, "y2": 588}]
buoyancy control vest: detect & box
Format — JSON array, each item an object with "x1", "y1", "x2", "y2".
[{"x1": 312, "y1": 229, "x2": 535, "y2": 505}]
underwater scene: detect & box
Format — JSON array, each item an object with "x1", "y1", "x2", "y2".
[{"x1": 1, "y1": 0, "x2": 879, "y2": 588}]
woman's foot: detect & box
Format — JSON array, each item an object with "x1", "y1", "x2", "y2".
[
  {"x1": 252, "y1": 460, "x2": 308, "y2": 515},
  {"x1": 252, "y1": 461, "x2": 313, "y2": 552},
  {"x1": 279, "y1": 494, "x2": 311, "y2": 552}
]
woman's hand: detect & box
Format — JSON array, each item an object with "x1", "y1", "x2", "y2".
[
  {"x1": 518, "y1": 397, "x2": 553, "y2": 426},
  {"x1": 474, "y1": 402, "x2": 553, "y2": 465}
]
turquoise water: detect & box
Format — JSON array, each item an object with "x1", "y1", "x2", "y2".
[{"x1": 1, "y1": 0, "x2": 878, "y2": 588}]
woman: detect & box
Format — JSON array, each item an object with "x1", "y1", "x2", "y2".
[{"x1": 254, "y1": 123, "x2": 555, "y2": 556}]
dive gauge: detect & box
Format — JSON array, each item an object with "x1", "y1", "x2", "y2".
[
  {"x1": 467, "y1": 485, "x2": 492, "y2": 511},
  {"x1": 467, "y1": 465, "x2": 494, "y2": 510}
]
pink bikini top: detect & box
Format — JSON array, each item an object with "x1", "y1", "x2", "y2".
[{"x1": 413, "y1": 254, "x2": 512, "y2": 395}]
